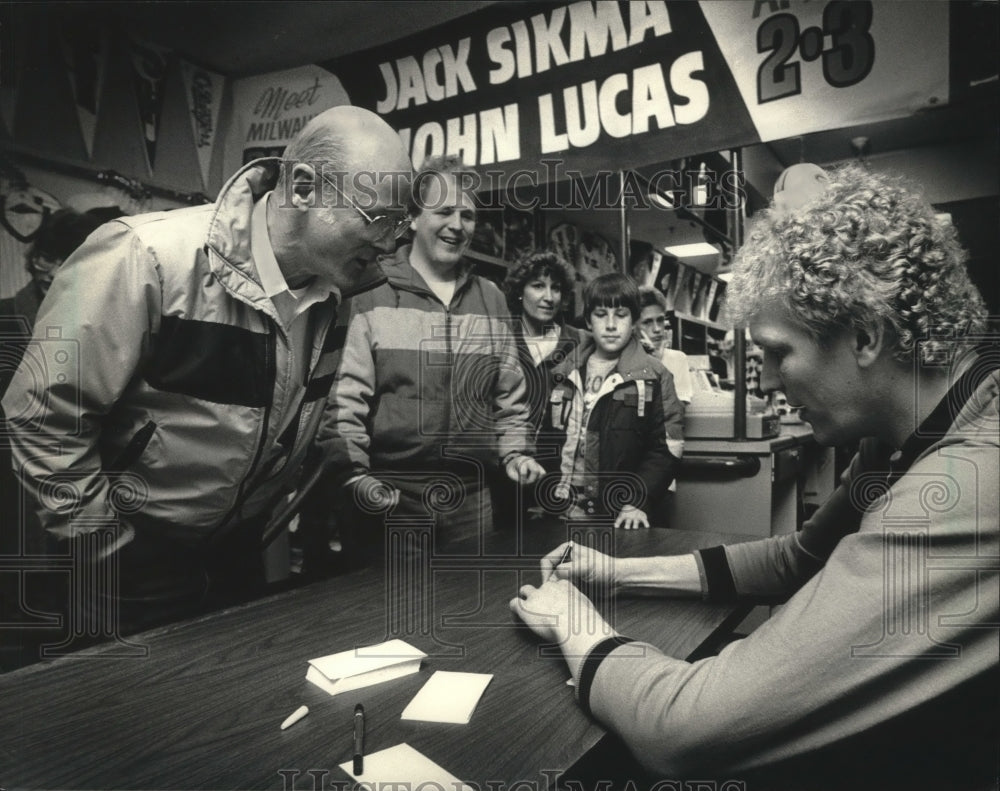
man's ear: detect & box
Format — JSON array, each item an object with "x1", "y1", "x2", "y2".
[
  {"x1": 290, "y1": 163, "x2": 318, "y2": 210},
  {"x1": 853, "y1": 321, "x2": 886, "y2": 368}
]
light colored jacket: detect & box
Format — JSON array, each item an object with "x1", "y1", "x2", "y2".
[
  {"x1": 2, "y1": 159, "x2": 364, "y2": 545},
  {"x1": 583, "y1": 365, "x2": 999, "y2": 780}
]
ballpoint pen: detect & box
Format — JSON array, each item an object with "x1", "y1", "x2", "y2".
[
  {"x1": 548, "y1": 542, "x2": 573, "y2": 582},
  {"x1": 353, "y1": 704, "x2": 365, "y2": 775}
]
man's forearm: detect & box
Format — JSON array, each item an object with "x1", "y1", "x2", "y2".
[{"x1": 614, "y1": 553, "x2": 702, "y2": 596}]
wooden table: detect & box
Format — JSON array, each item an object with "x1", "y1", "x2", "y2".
[{"x1": 0, "y1": 522, "x2": 750, "y2": 789}]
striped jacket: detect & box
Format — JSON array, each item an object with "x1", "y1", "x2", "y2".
[
  {"x1": 324, "y1": 246, "x2": 533, "y2": 482},
  {"x1": 2, "y1": 159, "x2": 364, "y2": 544}
]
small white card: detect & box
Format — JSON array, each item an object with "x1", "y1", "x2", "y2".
[
  {"x1": 400, "y1": 670, "x2": 493, "y2": 724},
  {"x1": 339, "y1": 742, "x2": 472, "y2": 789},
  {"x1": 306, "y1": 639, "x2": 426, "y2": 697}
]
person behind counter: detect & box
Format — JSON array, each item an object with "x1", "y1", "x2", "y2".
[
  {"x1": 545, "y1": 272, "x2": 684, "y2": 529},
  {"x1": 1, "y1": 106, "x2": 414, "y2": 639},
  {"x1": 636, "y1": 286, "x2": 694, "y2": 406},
  {"x1": 490, "y1": 251, "x2": 584, "y2": 527},
  {"x1": 0, "y1": 208, "x2": 117, "y2": 396},
  {"x1": 510, "y1": 164, "x2": 997, "y2": 787}
]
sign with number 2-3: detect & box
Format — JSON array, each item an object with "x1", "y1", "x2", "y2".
[{"x1": 700, "y1": 0, "x2": 949, "y2": 143}]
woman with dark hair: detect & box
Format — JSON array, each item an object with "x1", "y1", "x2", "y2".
[{"x1": 493, "y1": 251, "x2": 585, "y2": 526}]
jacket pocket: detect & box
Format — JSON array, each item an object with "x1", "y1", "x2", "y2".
[
  {"x1": 549, "y1": 388, "x2": 571, "y2": 430},
  {"x1": 109, "y1": 420, "x2": 157, "y2": 473}
]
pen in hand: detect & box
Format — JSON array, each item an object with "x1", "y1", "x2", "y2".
[
  {"x1": 353, "y1": 703, "x2": 365, "y2": 776},
  {"x1": 548, "y1": 543, "x2": 573, "y2": 582}
]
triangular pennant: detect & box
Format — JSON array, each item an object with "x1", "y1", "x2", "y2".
[
  {"x1": 0, "y1": 7, "x2": 23, "y2": 137},
  {"x1": 56, "y1": 18, "x2": 110, "y2": 160},
  {"x1": 179, "y1": 60, "x2": 224, "y2": 191},
  {"x1": 127, "y1": 34, "x2": 172, "y2": 174}
]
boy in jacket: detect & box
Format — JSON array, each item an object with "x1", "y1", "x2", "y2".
[{"x1": 547, "y1": 273, "x2": 684, "y2": 529}]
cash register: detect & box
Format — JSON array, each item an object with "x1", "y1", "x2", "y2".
[{"x1": 683, "y1": 356, "x2": 780, "y2": 439}]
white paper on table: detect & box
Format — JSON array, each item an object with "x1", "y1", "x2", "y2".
[
  {"x1": 339, "y1": 742, "x2": 473, "y2": 789},
  {"x1": 400, "y1": 670, "x2": 493, "y2": 724},
  {"x1": 306, "y1": 639, "x2": 427, "y2": 697}
]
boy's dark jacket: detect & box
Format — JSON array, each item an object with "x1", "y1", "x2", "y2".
[{"x1": 545, "y1": 335, "x2": 685, "y2": 513}]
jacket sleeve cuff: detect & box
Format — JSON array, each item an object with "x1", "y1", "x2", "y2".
[
  {"x1": 500, "y1": 451, "x2": 523, "y2": 468},
  {"x1": 577, "y1": 635, "x2": 636, "y2": 717},
  {"x1": 696, "y1": 545, "x2": 738, "y2": 603}
]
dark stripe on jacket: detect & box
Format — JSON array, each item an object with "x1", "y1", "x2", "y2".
[{"x1": 143, "y1": 315, "x2": 273, "y2": 406}]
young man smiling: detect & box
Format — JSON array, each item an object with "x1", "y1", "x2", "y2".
[{"x1": 325, "y1": 155, "x2": 543, "y2": 553}]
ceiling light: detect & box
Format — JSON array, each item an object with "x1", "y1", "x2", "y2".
[
  {"x1": 649, "y1": 191, "x2": 674, "y2": 209},
  {"x1": 664, "y1": 242, "x2": 719, "y2": 258}
]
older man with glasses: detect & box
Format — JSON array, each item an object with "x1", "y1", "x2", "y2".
[{"x1": 2, "y1": 106, "x2": 413, "y2": 644}]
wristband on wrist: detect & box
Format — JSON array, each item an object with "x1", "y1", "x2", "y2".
[{"x1": 577, "y1": 635, "x2": 636, "y2": 717}]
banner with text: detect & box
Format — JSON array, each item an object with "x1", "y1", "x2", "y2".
[{"x1": 300, "y1": 0, "x2": 949, "y2": 180}]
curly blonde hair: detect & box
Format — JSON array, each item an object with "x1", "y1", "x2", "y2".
[{"x1": 727, "y1": 164, "x2": 986, "y2": 364}]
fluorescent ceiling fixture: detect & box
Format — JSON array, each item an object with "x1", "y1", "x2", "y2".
[
  {"x1": 664, "y1": 242, "x2": 719, "y2": 258},
  {"x1": 649, "y1": 191, "x2": 674, "y2": 209}
]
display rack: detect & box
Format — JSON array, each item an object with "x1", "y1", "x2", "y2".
[{"x1": 672, "y1": 312, "x2": 728, "y2": 358}]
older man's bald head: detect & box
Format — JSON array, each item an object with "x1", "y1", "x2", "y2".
[{"x1": 281, "y1": 106, "x2": 411, "y2": 188}]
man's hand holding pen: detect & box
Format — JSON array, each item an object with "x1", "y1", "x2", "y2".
[
  {"x1": 539, "y1": 541, "x2": 617, "y2": 587},
  {"x1": 510, "y1": 541, "x2": 617, "y2": 646}
]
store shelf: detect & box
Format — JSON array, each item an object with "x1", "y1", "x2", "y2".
[{"x1": 673, "y1": 311, "x2": 728, "y2": 357}]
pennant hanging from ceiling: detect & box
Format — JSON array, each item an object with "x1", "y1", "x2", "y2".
[
  {"x1": 56, "y1": 18, "x2": 109, "y2": 160},
  {"x1": 180, "y1": 60, "x2": 225, "y2": 191},
  {"x1": 127, "y1": 34, "x2": 172, "y2": 174},
  {"x1": 0, "y1": 6, "x2": 22, "y2": 138}
]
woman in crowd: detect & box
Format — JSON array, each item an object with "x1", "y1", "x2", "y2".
[{"x1": 491, "y1": 252, "x2": 584, "y2": 527}]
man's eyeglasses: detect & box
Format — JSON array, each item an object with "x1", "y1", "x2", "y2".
[{"x1": 320, "y1": 175, "x2": 410, "y2": 240}]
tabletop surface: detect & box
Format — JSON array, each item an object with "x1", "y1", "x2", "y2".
[{"x1": 0, "y1": 522, "x2": 751, "y2": 790}]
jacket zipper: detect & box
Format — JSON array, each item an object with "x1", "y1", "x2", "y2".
[
  {"x1": 216, "y1": 323, "x2": 276, "y2": 534},
  {"x1": 108, "y1": 420, "x2": 157, "y2": 473}
]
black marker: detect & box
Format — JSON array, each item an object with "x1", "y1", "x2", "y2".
[{"x1": 353, "y1": 704, "x2": 365, "y2": 775}]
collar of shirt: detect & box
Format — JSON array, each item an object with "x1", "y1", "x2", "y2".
[
  {"x1": 251, "y1": 192, "x2": 340, "y2": 327},
  {"x1": 524, "y1": 324, "x2": 561, "y2": 366}
]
